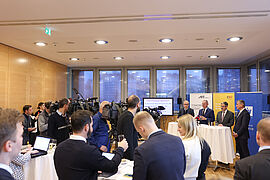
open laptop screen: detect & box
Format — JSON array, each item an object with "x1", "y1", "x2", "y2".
[{"x1": 33, "y1": 136, "x2": 50, "y2": 151}]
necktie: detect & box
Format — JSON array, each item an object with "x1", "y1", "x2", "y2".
[{"x1": 221, "y1": 112, "x2": 224, "y2": 122}]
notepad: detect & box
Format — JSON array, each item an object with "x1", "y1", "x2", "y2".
[{"x1": 102, "y1": 153, "x2": 115, "y2": 160}]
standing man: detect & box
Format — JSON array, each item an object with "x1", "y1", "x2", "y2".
[
  {"x1": 215, "y1": 102, "x2": 234, "y2": 127},
  {"x1": 233, "y1": 100, "x2": 250, "y2": 159},
  {"x1": 117, "y1": 95, "x2": 140, "y2": 160},
  {"x1": 178, "y1": 100, "x2": 194, "y2": 118},
  {"x1": 0, "y1": 108, "x2": 24, "y2": 180},
  {"x1": 198, "y1": 100, "x2": 215, "y2": 125},
  {"x1": 48, "y1": 98, "x2": 70, "y2": 144},
  {"x1": 133, "y1": 111, "x2": 186, "y2": 180},
  {"x1": 38, "y1": 102, "x2": 51, "y2": 136},
  {"x1": 22, "y1": 105, "x2": 36, "y2": 145},
  {"x1": 54, "y1": 110, "x2": 128, "y2": 180},
  {"x1": 88, "y1": 101, "x2": 110, "y2": 153},
  {"x1": 234, "y1": 118, "x2": 270, "y2": 180}
]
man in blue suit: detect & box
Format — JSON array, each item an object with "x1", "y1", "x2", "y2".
[
  {"x1": 198, "y1": 100, "x2": 215, "y2": 125},
  {"x1": 132, "y1": 111, "x2": 186, "y2": 180},
  {"x1": 88, "y1": 101, "x2": 110, "y2": 152}
]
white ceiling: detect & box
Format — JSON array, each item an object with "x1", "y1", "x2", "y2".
[{"x1": 1, "y1": 0, "x2": 270, "y2": 67}]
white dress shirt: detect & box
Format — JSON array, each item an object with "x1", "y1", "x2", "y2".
[
  {"x1": 0, "y1": 163, "x2": 13, "y2": 175},
  {"x1": 70, "y1": 135, "x2": 87, "y2": 143},
  {"x1": 237, "y1": 108, "x2": 245, "y2": 117},
  {"x1": 258, "y1": 146, "x2": 270, "y2": 152}
]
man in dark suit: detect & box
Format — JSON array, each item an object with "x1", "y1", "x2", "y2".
[
  {"x1": 234, "y1": 118, "x2": 270, "y2": 180},
  {"x1": 0, "y1": 108, "x2": 24, "y2": 180},
  {"x1": 54, "y1": 110, "x2": 128, "y2": 180},
  {"x1": 198, "y1": 100, "x2": 215, "y2": 125},
  {"x1": 178, "y1": 100, "x2": 194, "y2": 118},
  {"x1": 233, "y1": 100, "x2": 250, "y2": 159},
  {"x1": 117, "y1": 95, "x2": 140, "y2": 160},
  {"x1": 215, "y1": 102, "x2": 234, "y2": 128},
  {"x1": 132, "y1": 111, "x2": 186, "y2": 180}
]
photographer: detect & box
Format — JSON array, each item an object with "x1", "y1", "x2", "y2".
[
  {"x1": 88, "y1": 101, "x2": 110, "y2": 152},
  {"x1": 48, "y1": 98, "x2": 70, "y2": 144},
  {"x1": 117, "y1": 95, "x2": 140, "y2": 160}
]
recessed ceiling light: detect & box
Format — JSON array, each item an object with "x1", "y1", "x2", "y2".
[
  {"x1": 159, "y1": 38, "x2": 173, "y2": 43},
  {"x1": 95, "y1": 40, "x2": 108, "y2": 45},
  {"x1": 161, "y1": 56, "x2": 170, "y2": 60},
  {"x1": 227, "y1": 37, "x2": 243, "y2": 42},
  {"x1": 114, "y1": 57, "x2": 124, "y2": 60},
  {"x1": 35, "y1": 42, "x2": 47, "y2": 47},
  {"x1": 208, "y1": 55, "x2": 219, "y2": 59},
  {"x1": 69, "y1": 58, "x2": 79, "y2": 61}
]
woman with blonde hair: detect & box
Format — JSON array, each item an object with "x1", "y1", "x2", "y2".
[{"x1": 178, "y1": 114, "x2": 211, "y2": 180}]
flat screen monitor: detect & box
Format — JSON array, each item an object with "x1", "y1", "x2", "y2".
[{"x1": 143, "y1": 97, "x2": 174, "y2": 116}]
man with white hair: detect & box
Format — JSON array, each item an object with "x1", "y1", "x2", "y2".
[
  {"x1": 178, "y1": 100, "x2": 194, "y2": 117},
  {"x1": 88, "y1": 101, "x2": 110, "y2": 152},
  {"x1": 132, "y1": 111, "x2": 186, "y2": 180}
]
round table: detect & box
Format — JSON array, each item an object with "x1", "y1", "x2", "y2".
[{"x1": 167, "y1": 122, "x2": 235, "y2": 164}]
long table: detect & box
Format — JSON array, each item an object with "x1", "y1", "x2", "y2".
[{"x1": 168, "y1": 122, "x2": 235, "y2": 164}]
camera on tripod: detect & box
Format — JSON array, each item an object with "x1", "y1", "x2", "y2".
[
  {"x1": 67, "y1": 98, "x2": 100, "y2": 117},
  {"x1": 143, "y1": 106, "x2": 165, "y2": 127}
]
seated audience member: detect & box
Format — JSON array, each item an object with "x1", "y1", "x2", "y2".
[
  {"x1": 234, "y1": 118, "x2": 270, "y2": 180},
  {"x1": 35, "y1": 102, "x2": 45, "y2": 117},
  {"x1": 198, "y1": 100, "x2": 215, "y2": 125},
  {"x1": 178, "y1": 100, "x2": 195, "y2": 118},
  {"x1": 22, "y1": 105, "x2": 36, "y2": 145},
  {"x1": 48, "y1": 98, "x2": 70, "y2": 144},
  {"x1": 0, "y1": 108, "x2": 24, "y2": 180},
  {"x1": 132, "y1": 111, "x2": 186, "y2": 180},
  {"x1": 88, "y1": 101, "x2": 110, "y2": 152},
  {"x1": 38, "y1": 102, "x2": 51, "y2": 136},
  {"x1": 215, "y1": 102, "x2": 234, "y2": 127},
  {"x1": 178, "y1": 114, "x2": 211, "y2": 180},
  {"x1": 117, "y1": 95, "x2": 140, "y2": 160},
  {"x1": 54, "y1": 110, "x2": 128, "y2": 180},
  {"x1": 10, "y1": 148, "x2": 38, "y2": 180}
]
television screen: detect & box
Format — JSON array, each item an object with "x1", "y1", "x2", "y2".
[{"x1": 143, "y1": 97, "x2": 174, "y2": 116}]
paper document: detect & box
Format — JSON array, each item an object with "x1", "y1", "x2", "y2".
[{"x1": 102, "y1": 153, "x2": 115, "y2": 160}]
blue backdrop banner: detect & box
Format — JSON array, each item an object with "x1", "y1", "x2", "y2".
[{"x1": 235, "y1": 92, "x2": 262, "y2": 155}]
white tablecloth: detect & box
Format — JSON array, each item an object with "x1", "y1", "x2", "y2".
[
  {"x1": 167, "y1": 122, "x2": 235, "y2": 163},
  {"x1": 24, "y1": 152, "x2": 58, "y2": 180}
]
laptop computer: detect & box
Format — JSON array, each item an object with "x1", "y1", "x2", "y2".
[{"x1": 31, "y1": 136, "x2": 51, "y2": 158}]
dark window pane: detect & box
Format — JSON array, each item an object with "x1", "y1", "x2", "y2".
[
  {"x1": 100, "y1": 70, "x2": 121, "y2": 102},
  {"x1": 156, "y1": 70, "x2": 179, "y2": 111},
  {"x1": 248, "y1": 65, "x2": 257, "y2": 92},
  {"x1": 217, "y1": 68, "x2": 240, "y2": 92},
  {"x1": 72, "y1": 70, "x2": 93, "y2": 99},
  {"x1": 128, "y1": 70, "x2": 150, "y2": 103},
  {"x1": 186, "y1": 69, "x2": 210, "y2": 94},
  {"x1": 260, "y1": 59, "x2": 270, "y2": 114}
]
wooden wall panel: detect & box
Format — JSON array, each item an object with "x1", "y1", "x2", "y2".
[{"x1": 0, "y1": 43, "x2": 67, "y2": 112}]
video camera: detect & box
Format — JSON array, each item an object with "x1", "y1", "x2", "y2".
[
  {"x1": 143, "y1": 106, "x2": 165, "y2": 127},
  {"x1": 67, "y1": 98, "x2": 99, "y2": 117}
]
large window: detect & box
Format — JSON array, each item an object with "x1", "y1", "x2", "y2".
[
  {"x1": 260, "y1": 58, "x2": 270, "y2": 115},
  {"x1": 99, "y1": 70, "x2": 121, "y2": 102},
  {"x1": 217, "y1": 68, "x2": 240, "y2": 92},
  {"x1": 156, "y1": 69, "x2": 179, "y2": 111},
  {"x1": 248, "y1": 64, "x2": 257, "y2": 92},
  {"x1": 72, "y1": 70, "x2": 93, "y2": 99},
  {"x1": 186, "y1": 69, "x2": 210, "y2": 95},
  {"x1": 128, "y1": 70, "x2": 150, "y2": 103}
]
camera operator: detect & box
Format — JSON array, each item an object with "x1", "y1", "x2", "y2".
[
  {"x1": 117, "y1": 95, "x2": 140, "y2": 160},
  {"x1": 38, "y1": 102, "x2": 51, "y2": 136},
  {"x1": 88, "y1": 101, "x2": 110, "y2": 153},
  {"x1": 48, "y1": 98, "x2": 70, "y2": 144}
]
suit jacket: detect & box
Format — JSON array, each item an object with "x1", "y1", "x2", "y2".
[
  {"x1": 198, "y1": 108, "x2": 215, "y2": 125},
  {"x1": 54, "y1": 139, "x2": 124, "y2": 180},
  {"x1": 197, "y1": 139, "x2": 211, "y2": 180},
  {"x1": 233, "y1": 109, "x2": 250, "y2": 139},
  {"x1": 215, "y1": 110, "x2": 234, "y2": 127},
  {"x1": 133, "y1": 130, "x2": 186, "y2": 180},
  {"x1": 0, "y1": 168, "x2": 14, "y2": 180},
  {"x1": 178, "y1": 108, "x2": 195, "y2": 118},
  {"x1": 234, "y1": 149, "x2": 270, "y2": 180},
  {"x1": 117, "y1": 111, "x2": 138, "y2": 160}
]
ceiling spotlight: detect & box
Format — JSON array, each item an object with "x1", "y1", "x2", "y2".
[
  {"x1": 159, "y1": 38, "x2": 173, "y2": 43},
  {"x1": 35, "y1": 42, "x2": 47, "y2": 47},
  {"x1": 208, "y1": 55, "x2": 219, "y2": 59},
  {"x1": 69, "y1": 58, "x2": 79, "y2": 61},
  {"x1": 161, "y1": 56, "x2": 170, "y2": 60},
  {"x1": 95, "y1": 40, "x2": 108, "y2": 45},
  {"x1": 227, "y1": 37, "x2": 243, "y2": 42},
  {"x1": 114, "y1": 57, "x2": 124, "y2": 60}
]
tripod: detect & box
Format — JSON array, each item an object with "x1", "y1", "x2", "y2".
[{"x1": 108, "y1": 123, "x2": 118, "y2": 149}]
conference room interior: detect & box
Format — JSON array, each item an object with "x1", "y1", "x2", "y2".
[{"x1": 1, "y1": 1, "x2": 270, "y2": 180}]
